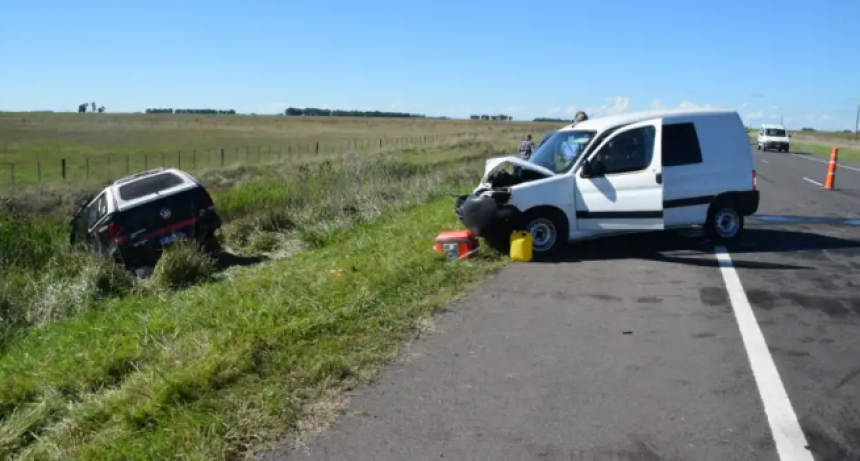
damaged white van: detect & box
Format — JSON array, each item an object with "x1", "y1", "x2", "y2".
[{"x1": 455, "y1": 108, "x2": 759, "y2": 256}]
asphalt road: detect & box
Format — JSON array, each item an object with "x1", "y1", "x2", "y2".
[{"x1": 261, "y1": 148, "x2": 860, "y2": 461}]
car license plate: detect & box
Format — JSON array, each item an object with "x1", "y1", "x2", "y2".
[{"x1": 160, "y1": 231, "x2": 186, "y2": 246}]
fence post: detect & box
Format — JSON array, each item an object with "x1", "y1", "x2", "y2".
[
  {"x1": 315, "y1": 142, "x2": 319, "y2": 155},
  {"x1": 86, "y1": 157, "x2": 90, "y2": 180},
  {"x1": 126, "y1": 155, "x2": 130, "y2": 174},
  {"x1": 37, "y1": 160, "x2": 42, "y2": 183},
  {"x1": 379, "y1": 138, "x2": 382, "y2": 148},
  {"x1": 62, "y1": 159, "x2": 66, "y2": 181},
  {"x1": 221, "y1": 148, "x2": 225, "y2": 167},
  {"x1": 177, "y1": 151, "x2": 181, "y2": 169}
]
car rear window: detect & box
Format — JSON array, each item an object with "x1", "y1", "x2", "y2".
[{"x1": 118, "y1": 172, "x2": 185, "y2": 201}]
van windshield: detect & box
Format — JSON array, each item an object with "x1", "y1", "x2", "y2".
[
  {"x1": 528, "y1": 130, "x2": 596, "y2": 174},
  {"x1": 765, "y1": 128, "x2": 787, "y2": 137}
]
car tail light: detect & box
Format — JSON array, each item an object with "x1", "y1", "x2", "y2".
[
  {"x1": 752, "y1": 170, "x2": 757, "y2": 191},
  {"x1": 108, "y1": 221, "x2": 129, "y2": 245}
]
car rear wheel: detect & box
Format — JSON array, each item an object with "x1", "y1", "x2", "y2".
[{"x1": 201, "y1": 231, "x2": 222, "y2": 256}]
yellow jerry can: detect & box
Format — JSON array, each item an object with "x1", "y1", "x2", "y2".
[{"x1": 509, "y1": 231, "x2": 533, "y2": 262}]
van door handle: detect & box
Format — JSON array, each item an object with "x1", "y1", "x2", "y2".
[{"x1": 655, "y1": 172, "x2": 662, "y2": 184}]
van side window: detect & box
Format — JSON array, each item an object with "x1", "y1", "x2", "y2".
[
  {"x1": 592, "y1": 126, "x2": 655, "y2": 175},
  {"x1": 662, "y1": 123, "x2": 703, "y2": 167}
]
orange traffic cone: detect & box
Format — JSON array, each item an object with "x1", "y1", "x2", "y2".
[{"x1": 824, "y1": 147, "x2": 839, "y2": 190}]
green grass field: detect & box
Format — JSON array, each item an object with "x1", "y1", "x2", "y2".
[
  {"x1": 0, "y1": 112, "x2": 558, "y2": 186},
  {"x1": 0, "y1": 113, "x2": 545, "y2": 460}
]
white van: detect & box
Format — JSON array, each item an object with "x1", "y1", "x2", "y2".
[
  {"x1": 756, "y1": 124, "x2": 791, "y2": 152},
  {"x1": 455, "y1": 108, "x2": 759, "y2": 256}
]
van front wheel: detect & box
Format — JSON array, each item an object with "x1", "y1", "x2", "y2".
[
  {"x1": 523, "y1": 208, "x2": 568, "y2": 256},
  {"x1": 705, "y1": 200, "x2": 744, "y2": 244}
]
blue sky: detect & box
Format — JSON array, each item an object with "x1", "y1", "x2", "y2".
[{"x1": 1, "y1": 0, "x2": 858, "y2": 130}]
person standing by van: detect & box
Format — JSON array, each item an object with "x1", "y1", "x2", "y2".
[{"x1": 519, "y1": 134, "x2": 536, "y2": 160}]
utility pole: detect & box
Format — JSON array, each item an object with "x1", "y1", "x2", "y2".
[{"x1": 855, "y1": 103, "x2": 859, "y2": 141}]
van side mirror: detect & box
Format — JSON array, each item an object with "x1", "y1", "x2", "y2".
[
  {"x1": 580, "y1": 159, "x2": 593, "y2": 177},
  {"x1": 580, "y1": 158, "x2": 605, "y2": 178}
]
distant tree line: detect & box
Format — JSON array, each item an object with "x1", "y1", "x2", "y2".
[
  {"x1": 78, "y1": 102, "x2": 105, "y2": 113},
  {"x1": 144, "y1": 108, "x2": 237, "y2": 115},
  {"x1": 284, "y1": 107, "x2": 426, "y2": 118},
  {"x1": 532, "y1": 117, "x2": 574, "y2": 123},
  {"x1": 469, "y1": 114, "x2": 513, "y2": 121}
]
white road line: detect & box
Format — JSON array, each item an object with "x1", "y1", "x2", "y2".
[
  {"x1": 714, "y1": 247, "x2": 813, "y2": 461},
  {"x1": 790, "y1": 153, "x2": 860, "y2": 173},
  {"x1": 802, "y1": 177, "x2": 823, "y2": 187},
  {"x1": 762, "y1": 159, "x2": 770, "y2": 164}
]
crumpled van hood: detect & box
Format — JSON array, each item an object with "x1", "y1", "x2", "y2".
[{"x1": 480, "y1": 156, "x2": 556, "y2": 184}]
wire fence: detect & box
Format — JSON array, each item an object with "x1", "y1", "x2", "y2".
[{"x1": 0, "y1": 130, "x2": 526, "y2": 188}]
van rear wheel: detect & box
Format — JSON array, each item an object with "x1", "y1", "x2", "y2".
[{"x1": 705, "y1": 199, "x2": 744, "y2": 244}]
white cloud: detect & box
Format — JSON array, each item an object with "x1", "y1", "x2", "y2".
[
  {"x1": 746, "y1": 111, "x2": 765, "y2": 120},
  {"x1": 807, "y1": 113, "x2": 831, "y2": 123},
  {"x1": 741, "y1": 102, "x2": 749, "y2": 108},
  {"x1": 678, "y1": 101, "x2": 714, "y2": 110},
  {"x1": 412, "y1": 103, "x2": 424, "y2": 109},
  {"x1": 563, "y1": 105, "x2": 580, "y2": 116},
  {"x1": 651, "y1": 99, "x2": 663, "y2": 109},
  {"x1": 390, "y1": 102, "x2": 404, "y2": 110},
  {"x1": 582, "y1": 96, "x2": 631, "y2": 117},
  {"x1": 500, "y1": 106, "x2": 518, "y2": 114}
]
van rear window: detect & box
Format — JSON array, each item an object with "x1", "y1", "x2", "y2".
[{"x1": 118, "y1": 172, "x2": 185, "y2": 201}]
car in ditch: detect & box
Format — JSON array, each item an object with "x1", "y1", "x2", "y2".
[
  {"x1": 69, "y1": 167, "x2": 222, "y2": 272},
  {"x1": 455, "y1": 108, "x2": 760, "y2": 258}
]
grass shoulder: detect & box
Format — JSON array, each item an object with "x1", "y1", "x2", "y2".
[{"x1": 0, "y1": 198, "x2": 507, "y2": 460}]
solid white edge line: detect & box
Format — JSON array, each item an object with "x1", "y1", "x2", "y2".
[
  {"x1": 713, "y1": 246, "x2": 813, "y2": 461},
  {"x1": 802, "y1": 177, "x2": 823, "y2": 187},
  {"x1": 790, "y1": 153, "x2": 860, "y2": 173}
]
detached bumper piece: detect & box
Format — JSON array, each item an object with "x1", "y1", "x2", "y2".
[{"x1": 455, "y1": 191, "x2": 522, "y2": 238}]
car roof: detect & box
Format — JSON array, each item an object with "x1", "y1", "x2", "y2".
[
  {"x1": 558, "y1": 108, "x2": 738, "y2": 133},
  {"x1": 107, "y1": 168, "x2": 201, "y2": 211},
  {"x1": 111, "y1": 167, "x2": 195, "y2": 187},
  {"x1": 760, "y1": 123, "x2": 786, "y2": 129}
]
